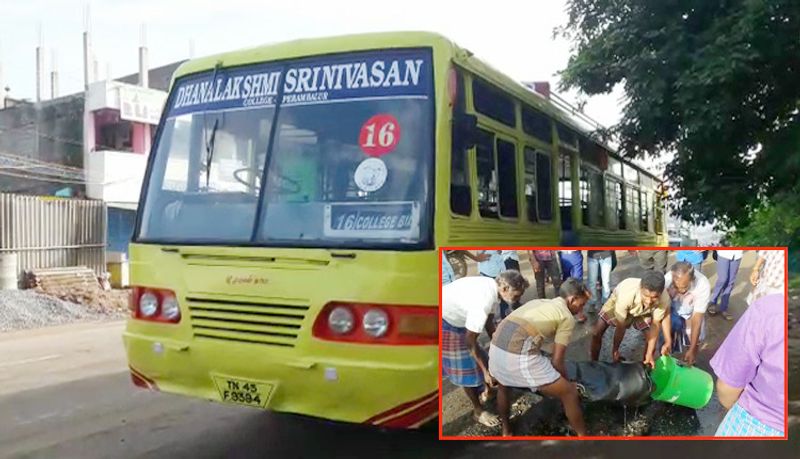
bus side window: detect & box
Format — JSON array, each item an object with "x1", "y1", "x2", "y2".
[
  {"x1": 496, "y1": 138, "x2": 518, "y2": 219},
  {"x1": 476, "y1": 129, "x2": 499, "y2": 218},
  {"x1": 605, "y1": 178, "x2": 624, "y2": 230},
  {"x1": 522, "y1": 106, "x2": 553, "y2": 144},
  {"x1": 472, "y1": 79, "x2": 516, "y2": 127},
  {"x1": 617, "y1": 182, "x2": 627, "y2": 230},
  {"x1": 590, "y1": 169, "x2": 605, "y2": 226},
  {"x1": 559, "y1": 153, "x2": 572, "y2": 230},
  {"x1": 450, "y1": 69, "x2": 471, "y2": 216},
  {"x1": 626, "y1": 185, "x2": 640, "y2": 232},
  {"x1": 579, "y1": 167, "x2": 590, "y2": 227},
  {"x1": 580, "y1": 166, "x2": 605, "y2": 227},
  {"x1": 654, "y1": 191, "x2": 665, "y2": 233},
  {"x1": 524, "y1": 147, "x2": 537, "y2": 222},
  {"x1": 557, "y1": 123, "x2": 579, "y2": 150},
  {"x1": 536, "y1": 152, "x2": 553, "y2": 220},
  {"x1": 640, "y1": 190, "x2": 649, "y2": 232},
  {"x1": 604, "y1": 178, "x2": 617, "y2": 230}
]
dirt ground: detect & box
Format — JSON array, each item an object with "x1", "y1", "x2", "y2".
[{"x1": 442, "y1": 250, "x2": 795, "y2": 437}]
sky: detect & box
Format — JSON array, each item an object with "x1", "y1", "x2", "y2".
[
  {"x1": 0, "y1": 0, "x2": 711, "y2": 233},
  {"x1": 0, "y1": 0, "x2": 627, "y2": 123},
  {"x1": 0, "y1": 0, "x2": 681, "y2": 175}
]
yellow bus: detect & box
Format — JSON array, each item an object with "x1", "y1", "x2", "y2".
[{"x1": 124, "y1": 31, "x2": 666, "y2": 429}]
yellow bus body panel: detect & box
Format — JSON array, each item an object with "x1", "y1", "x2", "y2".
[{"x1": 125, "y1": 30, "x2": 665, "y2": 428}]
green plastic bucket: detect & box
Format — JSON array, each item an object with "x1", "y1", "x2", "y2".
[{"x1": 650, "y1": 355, "x2": 713, "y2": 409}]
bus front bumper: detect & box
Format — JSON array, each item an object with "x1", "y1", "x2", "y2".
[{"x1": 122, "y1": 331, "x2": 439, "y2": 428}]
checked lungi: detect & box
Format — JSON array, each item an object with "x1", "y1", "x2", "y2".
[
  {"x1": 716, "y1": 403, "x2": 784, "y2": 437},
  {"x1": 441, "y1": 320, "x2": 484, "y2": 388}
]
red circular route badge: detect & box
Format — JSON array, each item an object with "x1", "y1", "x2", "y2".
[{"x1": 359, "y1": 114, "x2": 401, "y2": 157}]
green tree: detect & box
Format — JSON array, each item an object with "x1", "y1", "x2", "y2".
[
  {"x1": 558, "y1": 0, "x2": 800, "y2": 230},
  {"x1": 730, "y1": 189, "x2": 800, "y2": 271}
]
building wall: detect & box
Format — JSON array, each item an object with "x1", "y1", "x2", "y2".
[
  {"x1": 0, "y1": 95, "x2": 85, "y2": 195},
  {"x1": 86, "y1": 151, "x2": 148, "y2": 203},
  {"x1": 0, "y1": 95, "x2": 84, "y2": 166},
  {"x1": 0, "y1": 62, "x2": 181, "y2": 197}
]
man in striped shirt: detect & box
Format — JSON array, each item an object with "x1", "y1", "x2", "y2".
[{"x1": 489, "y1": 278, "x2": 591, "y2": 436}]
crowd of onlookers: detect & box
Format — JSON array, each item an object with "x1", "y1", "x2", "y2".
[{"x1": 441, "y1": 248, "x2": 786, "y2": 437}]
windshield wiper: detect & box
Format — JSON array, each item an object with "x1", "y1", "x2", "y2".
[
  {"x1": 202, "y1": 62, "x2": 223, "y2": 189},
  {"x1": 204, "y1": 118, "x2": 219, "y2": 188}
]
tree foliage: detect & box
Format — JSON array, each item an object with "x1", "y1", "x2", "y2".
[
  {"x1": 558, "y1": 0, "x2": 800, "y2": 228},
  {"x1": 730, "y1": 189, "x2": 800, "y2": 271}
]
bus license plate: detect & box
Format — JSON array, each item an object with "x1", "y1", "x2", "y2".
[{"x1": 213, "y1": 376, "x2": 274, "y2": 408}]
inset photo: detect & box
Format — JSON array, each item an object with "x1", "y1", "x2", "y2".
[{"x1": 439, "y1": 248, "x2": 788, "y2": 440}]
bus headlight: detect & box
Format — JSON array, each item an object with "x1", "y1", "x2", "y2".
[
  {"x1": 363, "y1": 309, "x2": 389, "y2": 338},
  {"x1": 139, "y1": 292, "x2": 159, "y2": 317},
  {"x1": 313, "y1": 302, "x2": 437, "y2": 345},
  {"x1": 328, "y1": 306, "x2": 355, "y2": 335},
  {"x1": 161, "y1": 295, "x2": 181, "y2": 321}
]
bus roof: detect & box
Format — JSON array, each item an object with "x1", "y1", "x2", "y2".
[
  {"x1": 172, "y1": 31, "x2": 456, "y2": 80},
  {"x1": 171, "y1": 31, "x2": 660, "y2": 183}
]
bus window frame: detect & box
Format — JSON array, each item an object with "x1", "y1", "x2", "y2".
[
  {"x1": 558, "y1": 146, "x2": 576, "y2": 217},
  {"x1": 535, "y1": 149, "x2": 554, "y2": 223},
  {"x1": 523, "y1": 144, "x2": 552, "y2": 224},
  {"x1": 471, "y1": 78, "x2": 517, "y2": 128},
  {"x1": 604, "y1": 175, "x2": 625, "y2": 231},
  {"x1": 625, "y1": 182, "x2": 643, "y2": 233},
  {"x1": 580, "y1": 163, "x2": 605, "y2": 228},
  {"x1": 449, "y1": 66, "x2": 473, "y2": 219},
  {"x1": 556, "y1": 122, "x2": 580, "y2": 151},
  {"x1": 474, "y1": 127, "x2": 500, "y2": 220},
  {"x1": 639, "y1": 188, "x2": 652, "y2": 233},
  {"x1": 654, "y1": 189, "x2": 666, "y2": 234},
  {"x1": 495, "y1": 135, "x2": 520, "y2": 222},
  {"x1": 521, "y1": 104, "x2": 554, "y2": 144},
  {"x1": 519, "y1": 113, "x2": 554, "y2": 224}
]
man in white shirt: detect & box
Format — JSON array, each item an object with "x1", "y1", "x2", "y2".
[
  {"x1": 709, "y1": 250, "x2": 745, "y2": 320},
  {"x1": 662, "y1": 261, "x2": 711, "y2": 366},
  {"x1": 442, "y1": 271, "x2": 529, "y2": 427}
]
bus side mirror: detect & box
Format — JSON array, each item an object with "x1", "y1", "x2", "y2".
[{"x1": 454, "y1": 113, "x2": 478, "y2": 150}]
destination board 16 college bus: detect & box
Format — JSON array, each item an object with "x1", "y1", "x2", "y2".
[{"x1": 124, "y1": 31, "x2": 667, "y2": 429}]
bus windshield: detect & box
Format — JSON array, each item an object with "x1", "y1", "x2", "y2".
[{"x1": 137, "y1": 49, "x2": 434, "y2": 249}]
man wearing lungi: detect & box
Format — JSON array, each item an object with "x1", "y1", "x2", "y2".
[
  {"x1": 442, "y1": 270, "x2": 529, "y2": 427},
  {"x1": 590, "y1": 270, "x2": 672, "y2": 368},
  {"x1": 488, "y1": 278, "x2": 591, "y2": 436}
]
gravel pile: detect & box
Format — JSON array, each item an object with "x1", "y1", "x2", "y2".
[
  {"x1": 0, "y1": 290, "x2": 127, "y2": 332},
  {"x1": 35, "y1": 286, "x2": 130, "y2": 314}
]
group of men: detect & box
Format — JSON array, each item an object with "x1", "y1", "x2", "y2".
[{"x1": 441, "y1": 249, "x2": 785, "y2": 437}]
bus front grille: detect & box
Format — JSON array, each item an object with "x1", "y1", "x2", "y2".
[{"x1": 184, "y1": 296, "x2": 309, "y2": 348}]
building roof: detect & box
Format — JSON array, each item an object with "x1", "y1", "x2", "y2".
[{"x1": 115, "y1": 61, "x2": 186, "y2": 92}]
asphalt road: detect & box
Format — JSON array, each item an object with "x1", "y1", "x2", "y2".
[{"x1": 0, "y1": 321, "x2": 447, "y2": 459}]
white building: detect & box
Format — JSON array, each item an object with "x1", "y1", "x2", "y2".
[{"x1": 83, "y1": 80, "x2": 167, "y2": 207}]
